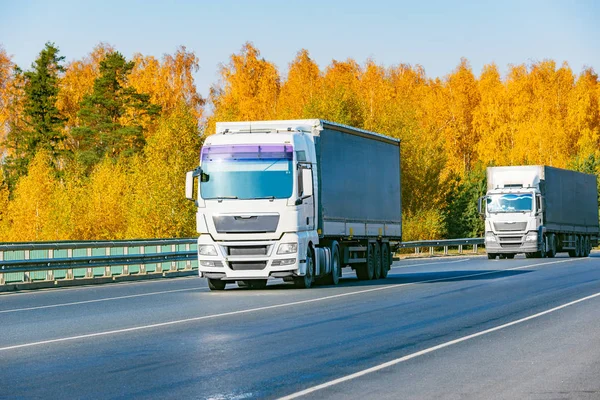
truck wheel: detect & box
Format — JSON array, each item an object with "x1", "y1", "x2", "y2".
[
  {"x1": 487, "y1": 253, "x2": 497, "y2": 260},
  {"x1": 575, "y1": 236, "x2": 582, "y2": 257},
  {"x1": 373, "y1": 242, "x2": 382, "y2": 280},
  {"x1": 248, "y1": 280, "x2": 268, "y2": 289},
  {"x1": 208, "y1": 279, "x2": 226, "y2": 291},
  {"x1": 324, "y1": 242, "x2": 341, "y2": 285},
  {"x1": 584, "y1": 236, "x2": 591, "y2": 257},
  {"x1": 294, "y1": 247, "x2": 314, "y2": 289},
  {"x1": 546, "y1": 234, "x2": 556, "y2": 258},
  {"x1": 356, "y1": 243, "x2": 375, "y2": 280},
  {"x1": 380, "y1": 243, "x2": 390, "y2": 279}
]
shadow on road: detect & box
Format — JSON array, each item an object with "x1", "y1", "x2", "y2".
[{"x1": 227, "y1": 269, "x2": 532, "y2": 291}]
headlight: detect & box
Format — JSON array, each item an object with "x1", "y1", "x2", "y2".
[
  {"x1": 277, "y1": 243, "x2": 298, "y2": 255},
  {"x1": 198, "y1": 245, "x2": 218, "y2": 256},
  {"x1": 485, "y1": 232, "x2": 496, "y2": 242},
  {"x1": 525, "y1": 232, "x2": 538, "y2": 242}
]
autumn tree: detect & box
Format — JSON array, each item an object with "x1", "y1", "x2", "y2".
[
  {"x1": 57, "y1": 43, "x2": 115, "y2": 128},
  {"x1": 208, "y1": 42, "x2": 280, "y2": 132},
  {"x1": 277, "y1": 49, "x2": 322, "y2": 119},
  {"x1": 72, "y1": 51, "x2": 160, "y2": 171},
  {"x1": 126, "y1": 105, "x2": 201, "y2": 238},
  {"x1": 3, "y1": 42, "x2": 66, "y2": 187}
]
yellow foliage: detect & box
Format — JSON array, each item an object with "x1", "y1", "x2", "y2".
[
  {"x1": 402, "y1": 209, "x2": 446, "y2": 241},
  {"x1": 73, "y1": 158, "x2": 130, "y2": 240},
  {"x1": 207, "y1": 42, "x2": 280, "y2": 133},
  {"x1": 57, "y1": 43, "x2": 114, "y2": 129},
  {"x1": 0, "y1": 46, "x2": 25, "y2": 158},
  {"x1": 125, "y1": 106, "x2": 200, "y2": 238},
  {"x1": 4, "y1": 152, "x2": 56, "y2": 241}
]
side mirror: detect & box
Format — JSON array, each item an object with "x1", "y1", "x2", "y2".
[
  {"x1": 185, "y1": 170, "x2": 196, "y2": 201},
  {"x1": 478, "y1": 196, "x2": 485, "y2": 216}
]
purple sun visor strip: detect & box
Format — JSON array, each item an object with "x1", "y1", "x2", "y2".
[{"x1": 201, "y1": 144, "x2": 293, "y2": 161}]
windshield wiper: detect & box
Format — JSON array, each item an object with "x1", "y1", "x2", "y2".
[
  {"x1": 251, "y1": 196, "x2": 276, "y2": 201},
  {"x1": 204, "y1": 196, "x2": 238, "y2": 201}
]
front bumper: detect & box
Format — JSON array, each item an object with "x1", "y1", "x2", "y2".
[
  {"x1": 196, "y1": 235, "x2": 304, "y2": 281},
  {"x1": 485, "y1": 233, "x2": 539, "y2": 254}
]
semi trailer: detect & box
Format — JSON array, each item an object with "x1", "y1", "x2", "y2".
[
  {"x1": 480, "y1": 165, "x2": 599, "y2": 259},
  {"x1": 186, "y1": 119, "x2": 402, "y2": 290}
]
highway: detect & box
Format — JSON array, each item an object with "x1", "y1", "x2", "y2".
[{"x1": 1, "y1": 254, "x2": 600, "y2": 399}]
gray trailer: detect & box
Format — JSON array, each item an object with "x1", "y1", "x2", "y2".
[
  {"x1": 187, "y1": 119, "x2": 402, "y2": 290},
  {"x1": 482, "y1": 165, "x2": 599, "y2": 259}
]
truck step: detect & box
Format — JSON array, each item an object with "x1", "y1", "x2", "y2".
[{"x1": 348, "y1": 246, "x2": 367, "y2": 252}]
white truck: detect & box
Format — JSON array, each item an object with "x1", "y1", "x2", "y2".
[
  {"x1": 186, "y1": 119, "x2": 402, "y2": 290},
  {"x1": 480, "y1": 165, "x2": 599, "y2": 259}
]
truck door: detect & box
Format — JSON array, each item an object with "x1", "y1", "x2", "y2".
[{"x1": 297, "y1": 163, "x2": 315, "y2": 231}]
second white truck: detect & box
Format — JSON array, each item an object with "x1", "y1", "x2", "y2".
[
  {"x1": 186, "y1": 119, "x2": 402, "y2": 290},
  {"x1": 480, "y1": 165, "x2": 599, "y2": 259}
]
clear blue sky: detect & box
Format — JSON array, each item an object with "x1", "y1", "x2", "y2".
[{"x1": 1, "y1": 0, "x2": 599, "y2": 99}]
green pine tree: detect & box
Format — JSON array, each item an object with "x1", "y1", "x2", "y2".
[
  {"x1": 72, "y1": 51, "x2": 160, "y2": 171},
  {"x1": 4, "y1": 42, "x2": 66, "y2": 187}
]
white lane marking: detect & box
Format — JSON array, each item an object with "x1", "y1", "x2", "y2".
[
  {"x1": 278, "y1": 289, "x2": 600, "y2": 400},
  {"x1": 0, "y1": 257, "x2": 588, "y2": 352},
  {"x1": 341, "y1": 258, "x2": 471, "y2": 277},
  {"x1": 0, "y1": 287, "x2": 207, "y2": 314},
  {"x1": 0, "y1": 275, "x2": 199, "y2": 297},
  {"x1": 391, "y1": 258, "x2": 470, "y2": 269}
]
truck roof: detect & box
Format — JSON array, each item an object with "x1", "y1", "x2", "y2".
[{"x1": 215, "y1": 119, "x2": 400, "y2": 146}]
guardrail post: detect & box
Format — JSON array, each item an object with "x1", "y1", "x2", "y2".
[
  {"x1": 105, "y1": 247, "x2": 111, "y2": 277},
  {"x1": 185, "y1": 243, "x2": 192, "y2": 270},
  {"x1": 123, "y1": 247, "x2": 129, "y2": 275},
  {"x1": 458, "y1": 245, "x2": 463, "y2": 254},
  {"x1": 24, "y1": 250, "x2": 31, "y2": 283},
  {"x1": 86, "y1": 248, "x2": 93, "y2": 278},
  {"x1": 47, "y1": 249, "x2": 54, "y2": 281},
  {"x1": 429, "y1": 246, "x2": 434, "y2": 256},
  {"x1": 140, "y1": 246, "x2": 146, "y2": 274},
  {"x1": 473, "y1": 244, "x2": 478, "y2": 254},
  {"x1": 171, "y1": 244, "x2": 177, "y2": 272},
  {"x1": 444, "y1": 246, "x2": 448, "y2": 255},
  {"x1": 67, "y1": 248, "x2": 73, "y2": 279},
  {"x1": 0, "y1": 249, "x2": 4, "y2": 285}
]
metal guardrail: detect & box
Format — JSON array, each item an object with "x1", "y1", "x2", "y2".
[
  {"x1": 0, "y1": 237, "x2": 484, "y2": 286},
  {"x1": 0, "y1": 238, "x2": 197, "y2": 285},
  {"x1": 396, "y1": 237, "x2": 484, "y2": 256}
]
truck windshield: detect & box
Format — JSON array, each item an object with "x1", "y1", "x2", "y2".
[
  {"x1": 486, "y1": 193, "x2": 533, "y2": 213},
  {"x1": 200, "y1": 144, "x2": 293, "y2": 200}
]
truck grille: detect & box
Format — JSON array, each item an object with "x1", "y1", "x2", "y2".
[
  {"x1": 213, "y1": 215, "x2": 279, "y2": 233},
  {"x1": 229, "y1": 261, "x2": 267, "y2": 271},
  {"x1": 227, "y1": 246, "x2": 269, "y2": 256},
  {"x1": 498, "y1": 235, "x2": 523, "y2": 249},
  {"x1": 494, "y1": 222, "x2": 527, "y2": 232}
]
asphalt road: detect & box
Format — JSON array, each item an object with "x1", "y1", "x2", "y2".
[{"x1": 1, "y1": 253, "x2": 600, "y2": 399}]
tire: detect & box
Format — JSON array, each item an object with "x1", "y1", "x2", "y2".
[
  {"x1": 324, "y1": 242, "x2": 341, "y2": 285},
  {"x1": 505, "y1": 254, "x2": 515, "y2": 259},
  {"x1": 356, "y1": 243, "x2": 375, "y2": 280},
  {"x1": 575, "y1": 236, "x2": 582, "y2": 258},
  {"x1": 546, "y1": 234, "x2": 556, "y2": 258},
  {"x1": 294, "y1": 247, "x2": 314, "y2": 289},
  {"x1": 584, "y1": 236, "x2": 591, "y2": 257},
  {"x1": 380, "y1": 243, "x2": 390, "y2": 279},
  {"x1": 208, "y1": 278, "x2": 226, "y2": 291},
  {"x1": 248, "y1": 279, "x2": 268, "y2": 289},
  {"x1": 487, "y1": 253, "x2": 497, "y2": 260},
  {"x1": 373, "y1": 242, "x2": 382, "y2": 280},
  {"x1": 499, "y1": 254, "x2": 507, "y2": 259}
]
